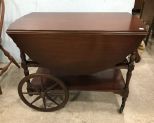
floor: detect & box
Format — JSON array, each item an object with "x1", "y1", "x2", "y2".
[{"x1": 0, "y1": 42, "x2": 154, "y2": 123}]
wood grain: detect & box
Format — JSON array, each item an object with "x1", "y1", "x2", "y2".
[
  {"x1": 7, "y1": 13, "x2": 147, "y2": 75},
  {"x1": 8, "y1": 12, "x2": 147, "y2": 34}
]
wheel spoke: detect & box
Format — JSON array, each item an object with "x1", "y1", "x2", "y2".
[
  {"x1": 46, "y1": 95, "x2": 60, "y2": 105},
  {"x1": 23, "y1": 92, "x2": 40, "y2": 95},
  {"x1": 40, "y1": 77, "x2": 44, "y2": 91},
  {"x1": 48, "y1": 95, "x2": 63, "y2": 101},
  {"x1": 45, "y1": 83, "x2": 58, "y2": 92},
  {"x1": 58, "y1": 96, "x2": 64, "y2": 101},
  {"x1": 42, "y1": 96, "x2": 46, "y2": 109},
  {"x1": 31, "y1": 95, "x2": 41, "y2": 105},
  {"x1": 46, "y1": 93, "x2": 64, "y2": 97}
]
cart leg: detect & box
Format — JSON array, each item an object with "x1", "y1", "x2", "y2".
[
  {"x1": 135, "y1": 50, "x2": 141, "y2": 63},
  {"x1": 20, "y1": 51, "x2": 29, "y2": 76},
  {"x1": 119, "y1": 52, "x2": 135, "y2": 113},
  {"x1": 20, "y1": 51, "x2": 33, "y2": 94},
  {"x1": 119, "y1": 89, "x2": 129, "y2": 113}
]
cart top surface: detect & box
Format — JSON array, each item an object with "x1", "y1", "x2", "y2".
[
  {"x1": 8, "y1": 12, "x2": 146, "y2": 34},
  {"x1": 6, "y1": 12, "x2": 147, "y2": 75}
]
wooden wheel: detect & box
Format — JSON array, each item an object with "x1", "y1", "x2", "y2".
[{"x1": 18, "y1": 74, "x2": 69, "y2": 112}]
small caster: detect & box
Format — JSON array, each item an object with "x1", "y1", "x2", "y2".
[{"x1": 119, "y1": 107, "x2": 124, "y2": 114}]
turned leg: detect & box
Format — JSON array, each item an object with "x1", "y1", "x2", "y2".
[
  {"x1": 20, "y1": 51, "x2": 32, "y2": 93},
  {"x1": 135, "y1": 50, "x2": 141, "y2": 63},
  {"x1": 119, "y1": 89, "x2": 129, "y2": 113},
  {"x1": 119, "y1": 52, "x2": 135, "y2": 113},
  {"x1": 20, "y1": 51, "x2": 29, "y2": 76}
]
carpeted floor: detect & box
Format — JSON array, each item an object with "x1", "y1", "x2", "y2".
[{"x1": 0, "y1": 49, "x2": 154, "y2": 123}]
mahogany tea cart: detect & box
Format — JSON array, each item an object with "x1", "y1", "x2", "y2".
[{"x1": 7, "y1": 13, "x2": 147, "y2": 113}]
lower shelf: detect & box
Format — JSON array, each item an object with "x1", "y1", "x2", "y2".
[
  {"x1": 62, "y1": 69, "x2": 125, "y2": 91},
  {"x1": 32, "y1": 68, "x2": 125, "y2": 92}
]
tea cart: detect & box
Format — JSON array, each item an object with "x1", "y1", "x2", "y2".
[{"x1": 7, "y1": 12, "x2": 147, "y2": 112}]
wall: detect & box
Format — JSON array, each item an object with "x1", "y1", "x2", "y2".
[{"x1": 1, "y1": 0, "x2": 135, "y2": 62}]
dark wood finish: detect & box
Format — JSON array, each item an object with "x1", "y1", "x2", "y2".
[
  {"x1": 7, "y1": 12, "x2": 147, "y2": 112},
  {"x1": 32, "y1": 68, "x2": 125, "y2": 91},
  {"x1": 119, "y1": 52, "x2": 136, "y2": 113},
  {"x1": 18, "y1": 74, "x2": 69, "y2": 112},
  {"x1": 8, "y1": 34, "x2": 145, "y2": 76},
  {"x1": 7, "y1": 13, "x2": 147, "y2": 75},
  {"x1": 20, "y1": 51, "x2": 29, "y2": 76},
  {"x1": 8, "y1": 13, "x2": 146, "y2": 33},
  {"x1": 62, "y1": 69, "x2": 125, "y2": 91}
]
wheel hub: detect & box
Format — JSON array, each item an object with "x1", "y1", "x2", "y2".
[{"x1": 41, "y1": 92, "x2": 45, "y2": 97}]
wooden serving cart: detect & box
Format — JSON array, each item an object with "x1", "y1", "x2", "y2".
[{"x1": 7, "y1": 12, "x2": 147, "y2": 113}]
